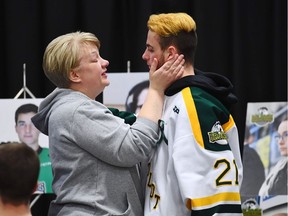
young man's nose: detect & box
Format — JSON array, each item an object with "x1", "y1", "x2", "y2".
[
  {"x1": 142, "y1": 50, "x2": 148, "y2": 61},
  {"x1": 25, "y1": 124, "x2": 32, "y2": 132}
]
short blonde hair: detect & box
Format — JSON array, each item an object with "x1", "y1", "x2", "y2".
[
  {"x1": 43, "y1": 31, "x2": 100, "y2": 88},
  {"x1": 148, "y1": 13, "x2": 196, "y2": 37}
]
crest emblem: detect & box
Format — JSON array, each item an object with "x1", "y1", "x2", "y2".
[
  {"x1": 251, "y1": 106, "x2": 274, "y2": 126},
  {"x1": 35, "y1": 181, "x2": 46, "y2": 194},
  {"x1": 208, "y1": 121, "x2": 228, "y2": 145}
]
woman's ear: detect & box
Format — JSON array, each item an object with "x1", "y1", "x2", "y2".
[{"x1": 69, "y1": 70, "x2": 81, "y2": 83}]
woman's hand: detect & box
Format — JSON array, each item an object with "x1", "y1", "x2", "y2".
[{"x1": 149, "y1": 54, "x2": 185, "y2": 92}]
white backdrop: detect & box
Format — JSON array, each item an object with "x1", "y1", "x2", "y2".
[{"x1": 103, "y1": 72, "x2": 149, "y2": 110}]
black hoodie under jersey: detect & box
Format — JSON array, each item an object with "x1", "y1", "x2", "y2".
[{"x1": 165, "y1": 69, "x2": 238, "y2": 110}]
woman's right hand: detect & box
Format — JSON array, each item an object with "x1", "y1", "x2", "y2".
[
  {"x1": 149, "y1": 54, "x2": 185, "y2": 93},
  {"x1": 137, "y1": 54, "x2": 184, "y2": 123}
]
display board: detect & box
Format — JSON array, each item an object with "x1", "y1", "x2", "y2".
[
  {"x1": 0, "y1": 98, "x2": 53, "y2": 195},
  {"x1": 241, "y1": 101, "x2": 288, "y2": 215}
]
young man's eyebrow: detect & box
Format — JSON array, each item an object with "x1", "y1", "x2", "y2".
[{"x1": 17, "y1": 120, "x2": 26, "y2": 125}]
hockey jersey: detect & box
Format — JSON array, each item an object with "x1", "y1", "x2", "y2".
[
  {"x1": 144, "y1": 71, "x2": 243, "y2": 216},
  {"x1": 36, "y1": 147, "x2": 54, "y2": 194}
]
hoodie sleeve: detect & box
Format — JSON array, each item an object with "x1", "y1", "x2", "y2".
[{"x1": 54, "y1": 100, "x2": 159, "y2": 167}]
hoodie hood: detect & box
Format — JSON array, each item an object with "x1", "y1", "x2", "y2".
[
  {"x1": 31, "y1": 88, "x2": 87, "y2": 135},
  {"x1": 165, "y1": 69, "x2": 238, "y2": 109}
]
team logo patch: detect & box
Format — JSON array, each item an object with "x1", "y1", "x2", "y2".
[
  {"x1": 208, "y1": 121, "x2": 228, "y2": 145},
  {"x1": 242, "y1": 198, "x2": 259, "y2": 210},
  {"x1": 251, "y1": 106, "x2": 274, "y2": 126},
  {"x1": 35, "y1": 181, "x2": 46, "y2": 194}
]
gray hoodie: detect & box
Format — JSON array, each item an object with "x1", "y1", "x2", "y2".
[{"x1": 32, "y1": 88, "x2": 159, "y2": 216}]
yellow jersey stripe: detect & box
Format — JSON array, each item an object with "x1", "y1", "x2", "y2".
[
  {"x1": 182, "y1": 87, "x2": 204, "y2": 148},
  {"x1": 188, "y1": 192, "x2": 241, "y2": 208},
  {"x1": 222, "y1": 115, "x2": 235, "y2": 132}
]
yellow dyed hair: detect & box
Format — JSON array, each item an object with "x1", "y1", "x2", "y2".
[{"x1": 148, "y1": 13, "x2": 196, "y2": 37}]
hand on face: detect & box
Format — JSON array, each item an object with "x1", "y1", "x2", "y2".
[{"x1": 149, "y1": 54, "x2": 185, "y2": 92}]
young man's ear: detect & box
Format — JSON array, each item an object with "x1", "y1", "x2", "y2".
[
  {"x1": 69, "y1": 70, "x2": 81, "y2": 83},
  {"x1": 166, "y1": 46, "x2": 178, "y2": 60}
]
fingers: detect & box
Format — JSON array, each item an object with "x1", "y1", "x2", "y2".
[
  {"x1": 170, "y1": 54, "x2": 184, "y2": 71},
  {"x1": 148, "y1": 54, "x2": 185, "y2": 93},
  {"x1": 173, "y1": 57, "x2": 185, "y2": 78},
  {"x1": 163, "y1": 54, "x2": 184, "y2": 78},
  {"x1": 171, "y1": 55, "x2": 185, "y2": 75},
  {"x1": 175, "y1": 64, "x2": 185, "y2": 79},
  {"x1": 163, "y1": 54, "x2": 183, "y2": 70}
]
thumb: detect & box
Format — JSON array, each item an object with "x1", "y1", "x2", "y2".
[{"x1": 150, "y1": 58, "x2": 158, "y2": 73}]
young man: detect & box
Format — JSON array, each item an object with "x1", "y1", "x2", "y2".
[
  {"x1": 142, "y1": 13, "x2": 243, "y2": 216},
  {"x1": 15, "y1": 104, "x2": 41, "y2": 152},
  {"x1": 31, "y1": 31, "x2": 184, "y2": 216},
  {"x1": 15, "y1": 103, "x2": 55, "y2": 215},
  {"x1": 0, "y1": 142, "x2": 40, "y2": 216}
]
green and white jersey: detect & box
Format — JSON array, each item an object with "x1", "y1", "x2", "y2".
[
  {"x1": 35, "y1": 147, "x2": 53, "y2": 194},
  {"x1": 144, "y1": 74, "x2": 243, "y2": 216}
]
